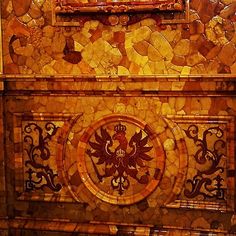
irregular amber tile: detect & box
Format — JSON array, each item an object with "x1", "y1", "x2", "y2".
[{"x1": 12, "y1": 0, "x2": 31, "y2": 17}]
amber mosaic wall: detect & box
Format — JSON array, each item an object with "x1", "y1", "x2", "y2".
[
  {"x1": 0, "y1": 77, "x2": 234, "y2": 236},
  {"x1": 1, "y1": 0, "x2": 236, "y2": 236},
  {"x1": 1, "y1": 0, "x2": 236, "y2": 75},
  {"x1": 0, "y1": 4, "x2": 6, "y2": 235}
]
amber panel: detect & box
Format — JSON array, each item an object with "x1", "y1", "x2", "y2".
[
  {"x1": 2, "y1": 0, "x2": 236, "y2": 75},
  {"x1": 2, "y1": 77, "x2": 236, "y2": 235},
  {"x1": 11, "y1": 110, "x2": 235, "y2": 217},
  {"x1": 166, "y1": 115, "x2": 235, "y2": 212},
  {"x1": 13, "y1": 113, "x2": 77, "y2": 202}
]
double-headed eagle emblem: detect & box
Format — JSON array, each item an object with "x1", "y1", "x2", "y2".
[{"x1": 86, "y1": 123, "x2": 153, "y2": 195}]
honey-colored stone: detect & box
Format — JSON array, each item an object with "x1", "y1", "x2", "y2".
[
  {"x1": 220, "y1": 3, "x2": 236, "y2": 19},
  {"x1": 174, "y1": 39, "x2": 190, "y2": 56},
  {"x1": 51, "y1": 32, "x2": 66, "y2": 53},
  {"x1": 196, "y1": 0, "x2": 218, "y2": 23},
  {"x1": 42, "y1": 26, "x2": 55, "y2": 38},
  {"x1": 191, "y1": 217, "x2": 210, "y2": 229},
  {"x1": 132, "y1": 26, "x2": 152, "y2": 44},
  {"x1": 41, "y1": 37, "x2": 52, "y2": 48},
  {"x1": 206, "y1": 45, "x2": 221, "y2": 59},
  {"x1": 164, "y1": 139, "x2": 175, "y2": 151},
  {"x1": 133, "y1": 41, "x2": 149, "y2": 56},
  {"x1": 14, "y1": 44, "x2": 34, "y2": 57},
  {"x1": 231, "y1": 62, "x2": 236, "y2": 74},
  {"x1": 218, "y1": 42, "x2": 236, "y2": 66},
  {"x1": 161, "y1": 25, "x2": 181, "y2": 43},
  {"x1": 53, "y1": 59, "x2": 73, "y2": 74},
  {"x1": 161, "y1": 103, "x2": 172, "y2": 115},
  {"x1": 2, "y1": 0, "x2": 236, "y2": 77},
  {"x1": 117, "y1": 66, "x2": 129, "y2": 75},
  {"x1": 186, "y1": 52, "x2": 206, "y2": 66},
  {"x1": 190, "y1": 20, "x2": 205, "y2": 35},
  {"x1": 126, "y1": 48, "x2": 148, "y2": 67},
  {"x1": 28, "y1": 1, "x2": 42, "y2": 19},
  {"x1": 33, "y1": 0, "x2": 45, "y2": 8},
  {"x1": 148, "y1": 44, "x2": 163, "y2": 62},
  {"x1": 175, "y1": 97, "x2": 186, "y2": 111},
  {"x1": 150, "y1": 32, "x2": 174, "y2": 61},
  {"x1": 159, "y1": 177, "x2": 172, "y2": 191},
  {"x1": 171, "y1": 55, "x2": 186, "y2": 66},
  {"x1": 181, "y1": 66, "x2": 191, "y2": 75},
  {"x1": 12, "y1": 0, "x2": 31, "y2": 17}
]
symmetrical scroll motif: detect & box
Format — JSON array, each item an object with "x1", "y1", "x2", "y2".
[
  {"x1": 184, "y1": 125, "x2": 226, "y2": 200},
  {"x1": 24, "y1": 122, "x2": 62, "y2": 192}
]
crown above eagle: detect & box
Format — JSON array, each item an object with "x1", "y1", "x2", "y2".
[{"x1": 114, "y1": 123, "x2": 126, "y2": 133}]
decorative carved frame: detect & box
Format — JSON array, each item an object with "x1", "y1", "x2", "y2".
[
  {"x1": 13, "y1": 111, "x2": 235, "y2": 213},
  {"x1": 52, "y1": 0, "x2": 189, "y2": 26},
  {"x1": 13, "y1": 113, "x2": 76, "y2": 202},
  {"x1": 165, "y1": 115, "x2": 235, "y2": 212},
  {"x1": 54, "y1": 0, "x2": 184, "y2": 13}
]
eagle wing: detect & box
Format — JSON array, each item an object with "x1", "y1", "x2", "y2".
[
  {"x1": 86, "y1": 127, "x2": 114, "y2": 165},
  {"x1": 127, "y1": 130, "x2": 153, "y2": 168}
]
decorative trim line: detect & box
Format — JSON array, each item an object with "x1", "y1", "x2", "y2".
[
  {"x1": 2, "y1": 77, "x2": 236, "y2": 96},
  {"x1": 1, "y1": 74, "x2": 236, "y2": 80},
  {"x1": 0, "y1": 1, "x2": 2, "y2": 75},
  {"x1": 0, "y1": 218, "x2": 229, "y2": 234}
]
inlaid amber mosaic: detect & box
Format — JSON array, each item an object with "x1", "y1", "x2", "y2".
[
  {"x1": 3, "y1": 78, "x2": 235, "y2": 234},
  {"x1": 13, "y1": 110, "x2": 234, "y2": 213},
  {"x1": 2, "y1": 0, "x2": 236, "y2": 75},
  {"x1": 166, "y1": 115, "x2": 235, "y2": 212},
  {"x1": 14, "y1": 113, "x2": 75, "y2": 202},
  {"x1": 76, "y1": 114, "x2": 165, "y2": 204}
]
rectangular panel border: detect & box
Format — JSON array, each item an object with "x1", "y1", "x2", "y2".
[
  {"x1": 13, "y1": 113, "x2": 79, "y2": 202},
  {"x1": 165, "y1": 115, "x2": 235, "y2": 212}
]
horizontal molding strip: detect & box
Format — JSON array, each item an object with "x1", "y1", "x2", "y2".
[{"x1": 0, "y1": 218, "x2": 229, "y2": 235}]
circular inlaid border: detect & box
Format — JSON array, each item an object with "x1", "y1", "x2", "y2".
[
  {"x1": 77, "y1": 114, "x2": 166, "y2": 205},
  {"x1": 163, "y1": 117, "x2": 188, "y2": 204}
]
